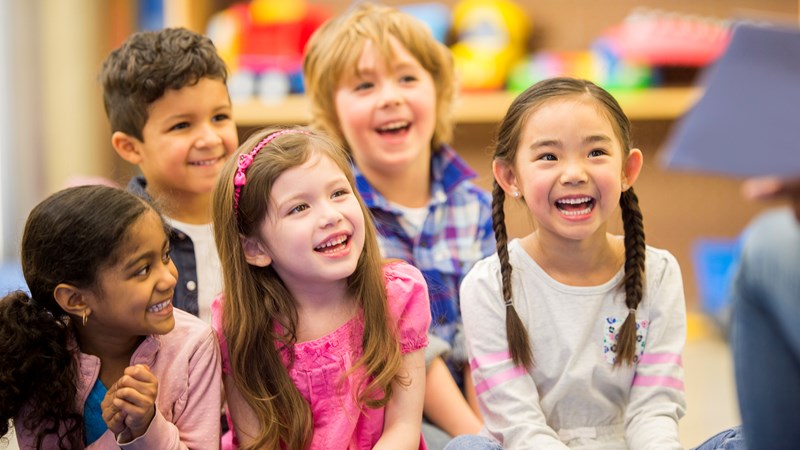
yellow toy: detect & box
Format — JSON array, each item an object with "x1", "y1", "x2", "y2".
[{"x1": 450, "y1": 0, "x2": 530, "y2": 91}]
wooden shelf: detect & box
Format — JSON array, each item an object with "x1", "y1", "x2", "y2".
[{"x1": 233, "y1": 87, "x2": 702, "y2": 127}]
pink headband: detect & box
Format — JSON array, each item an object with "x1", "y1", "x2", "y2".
[{"x1": 233, "y1": 129, "x2": 311, "y2": 217}]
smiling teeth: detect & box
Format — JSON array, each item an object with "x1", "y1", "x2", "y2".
[
  {"x1": 190, "y1": 157, "x2": 220, "y2": 166},
  {"x1": 561, "y1": 207, "x2": 593, "y2": 216},
  {"x1": 316, "y1": 235, "x2": 347, "y2": 250},
  {"x1": 148, "y1": 300, "x2": 170, "y2": 313},
  {"x1": 557, "y1": 196, "x2": 592, "y2": 205},
  {"x1": 378, "y1": 121, "x2": 408, "y2": 131}
]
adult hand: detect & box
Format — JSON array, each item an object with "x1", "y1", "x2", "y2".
[{"x1": 741, "y1": 176, "x2": 800, "y2": 221}]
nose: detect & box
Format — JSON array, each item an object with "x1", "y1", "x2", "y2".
[
  {"x1": 559, "y1": 159, "x2": 588, "y2": 185},
  {"x1": 378, "y1": 82, "x2": 402, "y2": 109},
  {"x1": 319, "y1": 200, "x2": 344, "y2": 228},
  {"x1": 195, "y1": 123, "x2": 223, "y2": 149},
  {"x1": 158, "y1": 259, "x2": 179, "y2": 292}
]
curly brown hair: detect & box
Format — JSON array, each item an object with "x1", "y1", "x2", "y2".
[{"x1": 99, "y1": 27, "x2": 228, "y2": 141}]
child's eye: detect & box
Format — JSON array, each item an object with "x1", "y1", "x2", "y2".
[
  {"x1": 538, "y1": 153, "x2": 557, "y2": 161},
  {"x1": 588, "y1": 149, "x2": 607, "y2": 157},
  {"x1": 135, "y1": 265, "x2": 151, "y2": 277},
  {"x1": 354, "y1": 81, "x2": 374, "y2": 91},
  {"x1": 289, "y1": 204, "x2": 309, "y2": 215},
  {"x1": 162, "y1": 249, "x2": 172, "y2": 264},
  {"x1": 212, "y1": 113, "x2": 230, "y2": 122},
  {"x1": 169, "y1": 122, "x2": 190, "y2": 132},
  {"x1": 331, "y1": 189, "x2": 349, "y2": 198},
  {"x1": 399, "y1": 75, "x2": 418, "y2": 83}
]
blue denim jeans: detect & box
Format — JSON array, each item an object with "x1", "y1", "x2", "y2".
[
  {"x1": 729, "y1": 208, "x2": 800, "y2": 450},
  {"x1": 692, "y1": 426, "x2": 745, "y2": 450},
  {"x1": 443, "y1": 435, "x2": 503, "y2": 450}
]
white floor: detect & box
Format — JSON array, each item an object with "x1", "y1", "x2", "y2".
[{"x1": 1, "y1": 316, "x2": 739, "y2": 450}]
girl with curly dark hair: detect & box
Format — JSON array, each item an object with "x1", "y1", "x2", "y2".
[{"x1": 1, "y1": 185, "x2": 221, "y2": 449}]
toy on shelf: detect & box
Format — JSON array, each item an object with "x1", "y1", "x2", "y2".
[
  {"x1": 507, "y1": 8, "x2": 733, "y2": 93},
  {"x1": 398, "y1": 2, "x2": 452, "y2": 44},
  {"x1": 506, "y1": 48, "x2": 653, "y2": 93},
  {"x1": 206, "y1": 0, "x2": 330, "y2": 102},
  {"x1": 449, "y1": 0, "x2": 531, "y2": 91},
  {"x1": 602, "y1": 8, "x2": 732, "y2": 67}
]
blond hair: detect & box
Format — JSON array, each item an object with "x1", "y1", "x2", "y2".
[
  {"x1": 213, "y1": 126, "x2": 403, "y2": 450},
  {"x1": 303, "y1": 2, "x2": 455, "y2": 150}
]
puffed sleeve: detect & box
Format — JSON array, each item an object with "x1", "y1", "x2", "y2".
[
  {"x1": 210, "y1": 294, "x2": 232, "y2": 375},
  {"x1": 384, "y1": 261, "x2": 431, "y2": 354}
]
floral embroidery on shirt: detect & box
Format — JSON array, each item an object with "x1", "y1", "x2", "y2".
[{"x1": 602, "y1": 316, "x2": 649, "y2": 364}]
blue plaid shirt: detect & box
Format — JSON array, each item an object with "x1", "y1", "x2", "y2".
[{"x1": 354, "y1": 145, "x2": 495, "y2": 368}]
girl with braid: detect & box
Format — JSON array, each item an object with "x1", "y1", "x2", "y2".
[{"x1": 453, "y1": 78, "x2": 687, "y2": 449}]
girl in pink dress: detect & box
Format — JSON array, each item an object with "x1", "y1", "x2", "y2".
[{"x1": 212, "y1": 127, "x2": 430, "y2": 450}]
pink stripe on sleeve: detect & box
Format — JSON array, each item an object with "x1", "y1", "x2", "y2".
[
  {"x1": 632, "y1": 374, "x2": 685, "y2": 391},
  {"x1": 470, "y1": 351, "x2": 513, "y2": 371},
  {"x1": 475, "y1": 366, "x2": 528, "y2": 395},
  {"x1": 639, "y1": 353, "x2": 683, "y2": 366}
]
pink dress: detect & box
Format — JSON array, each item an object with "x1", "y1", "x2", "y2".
[{"x1": 212, "y1": 261, "x2": 431, "y2": 449}]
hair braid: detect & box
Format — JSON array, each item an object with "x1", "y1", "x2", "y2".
[
  {"x1": 615, "y1": 187, "x2": 646, "y2": 366},
  {"x1": 492, "y1": 181, "x2": 533, "y2": 369}
]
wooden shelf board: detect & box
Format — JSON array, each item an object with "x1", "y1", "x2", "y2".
[{"x1": 233, "y1": 87, "x2": 701, "y2": 127}]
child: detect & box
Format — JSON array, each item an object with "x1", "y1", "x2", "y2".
[
  {"x1": 0, "y1": 185, "x2": 221, "y2": 449},
  {"x1": 303, "y1": 3, "x2": 491, "y2": 443},
  {"x1": 99, "y1": 27, "x2": 239, "y2": 322},
  {"x1": 458, "y1": 77, "x2": 686, "y2": 449},
  {"x1": 211, "y1": 127, "x2": 430, "y2": 450}
]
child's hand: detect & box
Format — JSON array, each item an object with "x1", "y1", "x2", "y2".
[
  {"x1": 101, "y1": 384, "x2": 127, "y2": 435},
  {"x1": 107, "y1": 364, "x2": 159, "y2": 441}
]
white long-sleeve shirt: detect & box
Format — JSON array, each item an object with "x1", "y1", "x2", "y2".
[{"x1": 461, "y1": 239, "x2": 687, "y2": 450}]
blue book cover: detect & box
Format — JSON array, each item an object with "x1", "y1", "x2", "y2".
[{"x1": 661, "y1": 23, "x2": 800, "y2": 177}]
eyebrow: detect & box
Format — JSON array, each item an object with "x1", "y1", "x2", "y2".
[
  {"x1": 121, "y1": 239, "x2": 168, "y2": 271},
  {"x1": 274, "y1": 175, "x2": 350, "y2": 209},
  {"x1": 162, "y1": 102, "x2": 232, "y2": 121},
  {"x1": 529, "y1": 134, "x2": 613, "y2": 149},
  {"x1": 122, "y1": 251, "x2": 154, "y2": 271}
]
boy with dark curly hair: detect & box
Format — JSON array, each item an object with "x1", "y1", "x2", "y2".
[{"x1": 100, "y1": 27, "x2": 239, "y2": 322}]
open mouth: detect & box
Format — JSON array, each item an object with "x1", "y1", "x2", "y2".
[
  {"x1": 376, "y1": 120, "x2": 410, "y2": 136},
  {"x1": 556, "y1": 196, "x2": 595, "y2": 216},
  {"x1": 314, "y1": 235, "x2": 349, "y2": 254},
  {"x1": 147, "y1": 299, "x2": 171, "y2": 313}
]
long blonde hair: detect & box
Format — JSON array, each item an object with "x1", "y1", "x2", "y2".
[
  {"x1": 303, "y1": 2, "x2": 455, "y2": 150},
  {"x1": 213, "y1": 127, "x2": 404, "y2": 450},
  {"x1": 492, "y1": 78, "x2": 646, "y2": 369}
]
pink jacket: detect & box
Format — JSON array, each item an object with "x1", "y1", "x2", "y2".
[{"x1": 15, "y1": 309, "x2": 222, "y2": 449}]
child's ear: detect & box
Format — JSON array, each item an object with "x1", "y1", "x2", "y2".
[
  {"x1": 53, "y1": 283, "x2": 91, "y2": 320},
  {"x1": 111, "y1": 131, "x2": 144, "y2": 165},
  {"x1": 492, "y1": 160, "x2": 519, "y2": 197},
  {"x1": 622, "y1": 148, "x2": 644, "y2": 191},
  {"x1": 240, "y1": 235, "x2": 272, "y2": 267}
]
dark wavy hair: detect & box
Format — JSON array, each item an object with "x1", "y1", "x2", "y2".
[
  {"x1": 0, "y1": 185, "x2": 153, "y2": 449},
  {"x1": 99, "y1": 27, "x2": 228, "y2": 141}
]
